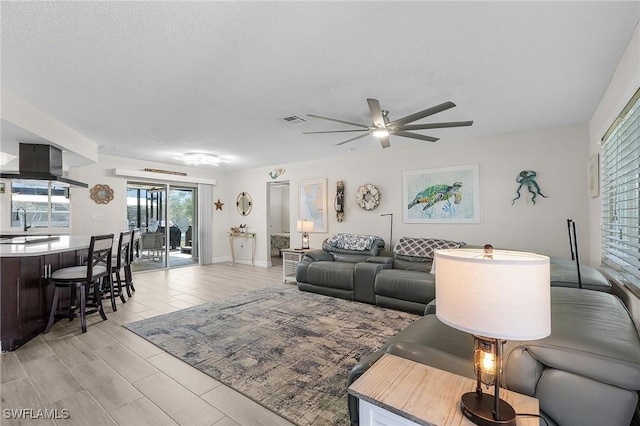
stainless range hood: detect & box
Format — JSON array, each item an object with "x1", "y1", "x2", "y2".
[{"x1": 0, "y1": 144, "x2": 88, "y2": 188}]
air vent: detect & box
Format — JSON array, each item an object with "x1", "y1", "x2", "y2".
[{"x1": 281, "y1": 115, "x2": 308, "y2": 126}]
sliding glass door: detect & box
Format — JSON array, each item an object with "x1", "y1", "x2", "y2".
[
  {"x1": 126, "y1": 182, "x2": 197, "y2": 271},
  {"x1": 168, "y1": 186, "x2": 197, "y2": 268}
]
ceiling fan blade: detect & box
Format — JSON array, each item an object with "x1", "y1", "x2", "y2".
[
  {"x1": 393, "y1": 130, "x2": 439, "y2": 142},
  {"x1": 335, "y1": 132, "x2": 372, "y2": 146},
  {"x1": 390, "y1": 101, "x2": 457, "y2": 127},
  {"x1": 367, "y1": 98, "x2": 386, "y2": 128},
  {"x1": 400, "y1": 121, "x2": 474, "y2": 131},
  {"x1": 379, "y1": 136, "x2": 390, "y2": 149},
  {"x1": 303, "y1": 129, "x2": 369, "y2": 134},
  {"x1": 307, "y1": 114, "x2": 369, "y2": 129}
]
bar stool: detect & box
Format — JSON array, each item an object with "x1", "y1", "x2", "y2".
[
  {"x1": 45, "y1": 234, "x2": 114, "y2": 334},
  {"x1": 107, "y1": 230, "x2": 132, "y2": 310},
  {"x1": 124, "y1": 228, "x2": 140, "y2": 297}
]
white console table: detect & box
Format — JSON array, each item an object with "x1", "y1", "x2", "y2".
[
  {"x1": 280, "y1": 248, "x2": 314, "y2": 283},
  {"x1": 228, "y1": 232, "x2": 256, "y2": 265}
]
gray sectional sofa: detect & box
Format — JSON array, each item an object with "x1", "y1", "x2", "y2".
[
  {"x1": 348, "y1": 287, "x2": 640, "y2": 426},
  {"x1": 296, "y1": 236, "x2": 611, "y2": 314},
  {"x1": 296, "y1": 235, "x2": 634, "y2": 426}
]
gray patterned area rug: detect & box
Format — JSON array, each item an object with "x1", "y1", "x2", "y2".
[{"x1": 124, "y1": 285, "x2": 418, "y2": 425}]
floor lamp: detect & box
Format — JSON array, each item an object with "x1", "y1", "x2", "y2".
[
  {"x1": 380, "y1": 213, "x2": 393, "y2": 249},
  {"x1": 435, "y1": 248, "x2": 550, "y2": 426}
]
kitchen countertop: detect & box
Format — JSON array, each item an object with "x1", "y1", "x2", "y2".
[{"x1": 0, "y1": 235, "x2": 91, "y2": 257}]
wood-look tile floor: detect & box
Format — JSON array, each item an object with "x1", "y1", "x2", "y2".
[{"x1": 0, "y1": 263, "x2": 297, "y2": 426}]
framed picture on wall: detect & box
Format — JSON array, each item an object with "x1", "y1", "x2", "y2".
[
  {"x1": 298, "y1": 178, "x2": 327, "y2": 233},
  {"x1": 588, "y1": 154, "x2": 600, "y2": 198},
  {"x1": 403, "y1": 164, "x2": 480, "y2": 224}
]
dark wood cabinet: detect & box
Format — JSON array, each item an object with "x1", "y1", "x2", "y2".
[{"x1": 1, "y1": 249, "x2": 82, "y2": 352}]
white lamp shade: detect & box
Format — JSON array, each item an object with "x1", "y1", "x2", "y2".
[
  {"x1": 435, "y1": 249, "x2": 551, "y2": 341},
  {"x1": 296, "y1": 220, "x2": 314, "y2": 233}
]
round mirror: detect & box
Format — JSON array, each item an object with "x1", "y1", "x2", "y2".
[
  {"x1": 236, "y1": 192, "x2": 253, "y2": 216},
  {"x1": 90, "y1": 184, "x2": 114, "y2": 204}
]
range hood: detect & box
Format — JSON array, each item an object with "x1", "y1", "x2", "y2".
[{"x1": 0, "y1": 144, "x2": 88, "y2": 188}]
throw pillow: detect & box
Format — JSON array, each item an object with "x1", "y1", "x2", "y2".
[
  {"x1": 326, "y1": 233, "x2": 384, "y2": 251},
  {"x1": 394, "y1": 237, "x2": 465, "y2": 260}
]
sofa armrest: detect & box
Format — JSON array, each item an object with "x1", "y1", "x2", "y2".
[
  {"x1": 366, "y1": 256, "x2": 393, "y2": 265},
  {"x1": 354, "y1": 261, "x2": 392, "y2": 304},
  {"x1": 424, "y1": 299, "x2": 437, "y2": 316},
  {"x1": 386, "y1": 342, "x2": 475, "y2": 379},
  {"x1": 301, "y1": 249, "x2": 333, "y2": 262}
]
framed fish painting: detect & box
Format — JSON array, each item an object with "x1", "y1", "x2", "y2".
[{"x1": 403, "y1": 164, "x2": 480, "y2": 224}]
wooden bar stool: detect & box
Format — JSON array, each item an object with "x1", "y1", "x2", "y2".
[
  {"x1": 124, "y1": 228, "x2": 140, "y2": 296},
  {"x1": 44, "y1": 234, "x2": 114, "y2": 334},
  {"x1": 107, "y1": 230, "x2": 132, "y2": 310}
]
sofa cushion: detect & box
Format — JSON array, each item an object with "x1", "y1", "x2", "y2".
[
  {"x1": 375, "y1": 269, "x2": 435, "y2": 304},
  {"x1": 392, "y1": 258, "x2": 432, "y2": 272},
  {"x1": 393, "y1": 237, "x2": 464, "y2": 261},
  {"x1": 306, "y1": 261, "x2": 355, "y2": 291}
]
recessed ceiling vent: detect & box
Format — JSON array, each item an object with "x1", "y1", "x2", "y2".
[{"x1": 281, "y1": 115, "x2": 308, "y2": 126}]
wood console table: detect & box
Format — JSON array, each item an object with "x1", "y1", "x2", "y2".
[
  {"x1": 228, "y1": 232, "x2": 256, "y2": 265},
  {"x1": 349, "y1": 353, "x2": 538, "y2": 426}
]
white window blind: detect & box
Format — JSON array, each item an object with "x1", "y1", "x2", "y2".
[{"x1": 601, "y1": 88, "x2": 640, "y2": 289}]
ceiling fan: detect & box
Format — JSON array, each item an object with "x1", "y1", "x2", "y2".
[{"x1": 304, "y1": 98, "x2": 473, "y2": 148}]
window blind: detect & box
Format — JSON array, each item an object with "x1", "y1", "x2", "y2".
[{"x1": 601, "y1": 88, "x2": 640, "y2": 288}]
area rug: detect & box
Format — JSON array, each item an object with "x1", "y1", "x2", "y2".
[{"x1": 124, "y1": 286, "x2": 418, "y2": 425}]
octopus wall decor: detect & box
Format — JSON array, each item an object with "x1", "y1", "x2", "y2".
[{"x1": 511, "y1": 170, "x2": 547, "y2": 205}]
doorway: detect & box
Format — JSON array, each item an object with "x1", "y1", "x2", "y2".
[
  {"x1": 267, "y1": 181, "x2": 290, "y2": 267},
  {"x1": 126, "y1": 181, "x2": 198, "y2": 271}
]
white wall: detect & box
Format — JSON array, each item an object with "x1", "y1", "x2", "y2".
[
  {"x1": 227, "y1": 124, "x2": 590, "y2": 266},
  {"x1": 1, "y1": 123, "x2": 590, "y2": 268}
]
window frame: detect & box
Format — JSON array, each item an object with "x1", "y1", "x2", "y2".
[
  {"x1": 600, "y1": 87, "x2": 640, "y2": 292},
  {"x1": 10, "y1": 180, "x2": 70, "y2": 230}
]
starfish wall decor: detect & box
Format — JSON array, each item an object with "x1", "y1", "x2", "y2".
[{"x1": 215, "y1": 198, "x2": 224, "y2": 210}]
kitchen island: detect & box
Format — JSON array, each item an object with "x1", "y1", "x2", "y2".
[{"x1": 0, "y1": 235, "x2": 92, "y2": 351}]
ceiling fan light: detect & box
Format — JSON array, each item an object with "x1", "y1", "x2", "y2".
[{"x1": 372, "y1": 129, "x2": 389, "y2": 138}]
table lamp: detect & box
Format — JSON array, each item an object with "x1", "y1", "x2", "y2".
[
  {"x1": 296, "y1": 219, "x2": 314, "y2": 249},
  {"x1": 435, "y1": 248, "x2": 550, "y2": 426}
]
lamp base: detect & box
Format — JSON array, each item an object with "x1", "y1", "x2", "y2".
[{"x1": 460, "y1": 392, "x2": 516, "y2": 426}]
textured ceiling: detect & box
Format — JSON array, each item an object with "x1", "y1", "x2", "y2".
[{"x1": 1, "y1": 1, "x2": 639, "y2": 171}]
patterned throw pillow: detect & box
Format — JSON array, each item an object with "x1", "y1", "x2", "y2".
[
  {"x1": 393, "y1": 237, "x2": 465, "y2": 260},
  {"x1": 326, "y1": 233, "x2": 384, "y2": 251}
]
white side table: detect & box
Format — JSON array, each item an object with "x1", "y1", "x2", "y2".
[
  {"x1": 349, "y1": 353, "x2": 539, "y2": 426},
  {"x1": 281, "y1": 248, "x2": 314, "y2": 283}
]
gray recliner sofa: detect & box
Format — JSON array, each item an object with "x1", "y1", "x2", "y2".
[
  {"x1": 297, "y1": 236, "x2": 468, "y2": 313},
  {"x1": 372, "y1": 237, "x2": 465, "y2": 314},
  {"x1": 348, "y1": 287, "x2": 640, "y2": 426},
  {"x1": 296, "y1": 234, "x2": 391, "y2": 302}
]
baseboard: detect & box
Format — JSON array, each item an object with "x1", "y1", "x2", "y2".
[{"x1": 209, "y1": 257, "x2": 270, "y2": 268}]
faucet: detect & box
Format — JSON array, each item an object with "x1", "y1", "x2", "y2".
[{"x1": 15, "y1": 207, "x2": 31, "y2": 232}]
